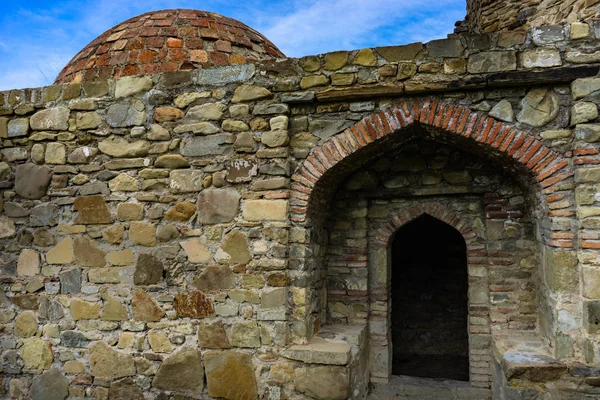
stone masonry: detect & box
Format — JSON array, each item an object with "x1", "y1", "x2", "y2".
[{"x1": 0, "y1": 5, "x2": 600, "y2": 400}]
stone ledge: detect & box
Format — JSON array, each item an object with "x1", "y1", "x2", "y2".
[
  {"x1": 281, "y1": 336, "x2": 351, "y2": 365},
  {"x1": 493, "y1": 333, "x2": 567, "y2": 383}
]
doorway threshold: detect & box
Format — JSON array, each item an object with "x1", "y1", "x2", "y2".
[{"x1": 368, "y1": 375, "x2": 491, "y2": 400}]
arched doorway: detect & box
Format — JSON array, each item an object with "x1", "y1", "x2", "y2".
[{"x1": 391, "y1": 214, "x2": 469, "y2": 381}]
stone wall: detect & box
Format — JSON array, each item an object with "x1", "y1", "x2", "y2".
[
  {"x1": 0, "y1": 20, "x2": 599, "y2": 400},
  {"x1": 466, "y1": 0, "x2": 600, "y2": 33}
]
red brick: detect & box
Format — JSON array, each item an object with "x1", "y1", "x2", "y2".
[
  {"x1": 574, "y1": 147, "x2": 600, "y2": 156},
  {"x1": 441, "y1": 105, "x2": 455, "y2": 130},
  {"x1": 350, "y1": 125, "x2": 367, "y2": 148},
  {"x1": 575, "y1": 157, "x2": 600, "y2": 165},
  {"x1": 537, "y1": 159, "x2": 569, "y2": 181},
  {"x1": 498, "y1": 129, "x2": 518, "y2": 152},
  {"x1": 513, "y1": 136, "x2": 535, "y2": 159},
  {"x1": 462, "y1": 114, "x2": 480, "y2": 138},
  {"x1": 419, "y1": 98, "x2": 431, "y2": 122},
  {"x1": 526, "y1": 147, "x2": 550, "y2": 169},
  {"x1": 507, "y1": 134, "x2": 526, "y2": 157}
]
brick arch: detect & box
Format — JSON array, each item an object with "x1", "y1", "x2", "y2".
[
  {"x1": 290, "y1": 97, "x2": 573, "y2": 223},
  {"x1": 372, "y1": 203, "x2": 477, "y2": 249}
]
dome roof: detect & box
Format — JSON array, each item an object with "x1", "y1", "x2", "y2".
[{"x1": 55, "y1": 9, "x2": 285, "y2": 84}]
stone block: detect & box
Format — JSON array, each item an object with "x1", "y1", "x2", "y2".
[
  {"x1": 426, "y1": 38, "x2": 463, "y2": 57},
  {"x1": 30, "y1": 106, "x2": 69, "y2": 130},
  {"x1": 243, "y1": 199, "x2": 288, "y2": 221},
  {"x1": 89, "y1": 341, "x2": 135, "y2": 378},
  {"x1": 282, "y1": 337, "x2": 350, "y2": 365},
  {"x1": 197, "y1": 187, "x2": 241, "y2": 224},
  {"x1": 520, "y1": 48, "x2": 562, "y2": 68},
  {"x1": 468, "y1": 51, "x2": 517, "y2": 73},
  {"x1": 153, "y1": 347, "x2": 204, "y2": 392},
  {"x1": 115, "y1": 76, "x2": 152, "y2": 98},
  {"x1": 204, "y1": 351, "x2": 257, "y2": 400},
  {"x1": 294, "y1": 365, "x2": 349, "y2": 400}
]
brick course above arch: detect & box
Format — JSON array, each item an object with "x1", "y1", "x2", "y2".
[{"x1": 291, "y1": 97, "x2": 574, "y2": 226}]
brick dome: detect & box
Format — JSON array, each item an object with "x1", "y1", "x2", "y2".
[{"x1": 55, "y1": 9, "x2": 285, "y2": 84}]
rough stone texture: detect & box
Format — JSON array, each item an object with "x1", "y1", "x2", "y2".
[
  {"x1": 165, "y1": 201, "x2": 196, "y2": 221},
  {"x1": 218, "y1": 230, "x2": 251, "y2": 264},
  {"x1": 197, "y1": 320, "x2": 232, "y2": 348},
  {"x1": 181, "y1": 239, "x2": 212, "y2": 264},
  {"x1": 14, "y1": 311, "x2": 38, "y2": 338},
  {"x1": 17, "y1": 249, "x2": 40, "y2": 276},
  {"x1": 131, "y1": 289, "x2": 164, "y2": 321},
  {"x1": 294, "y1": 366, "x2": 349, "y2": 400},
  {"x1": 194, "y1": 266, "x2": 236, "y2": 291},
  {"x1": 14, "y1": 163, "x2": 52, "y2": 200},
  {"x1": 153, "y1": 347, "x2": 204, "y2": 393},
  {"x1": 197, "y1": 187, "x2": 241, "y2": 224},
  {"x1": 89, "y1": 341, "x2": 136, "y2": 378},
  {"x1": 74, "y1": 196, "x2": 113, "y2": 224},
  {"x1": 109, "y1": 378, "x2": 144, "y2": 400},
  {"x1": 243, "y1": 200, "x2": 288, "y2": 221},
  {"x1": 205, "y1": 351, "x2": 258, "y2": 400},
  {"x1": 517, "y1": 88, "x2": 560, "y2": 127},
  {"x1": 21, "y1": 338, "x2": 54, "y2": 369},
  {"x1": 174, "y1": 291, "x2": 214, "y2": 318},
  {"x1": 30, "y1": 368, "x2": 69, "y2": 400},
  {"x1": 74, "y1": 237, "x2": 106, "y2": 267},
  {"x1": 134, "y1": 254, "x2": 163, "y2": 285},
  {"x1": 30, "y1": 106, "x2": 69, "y2": 130}
]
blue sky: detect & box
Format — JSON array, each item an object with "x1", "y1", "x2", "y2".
[{"x1": 0, "y1": 0, "x2": 466, "y2": 91}]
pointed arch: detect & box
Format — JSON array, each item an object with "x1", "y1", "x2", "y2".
[{"x1": 290, "y1": 97, "x2": 573, "y2": 233}]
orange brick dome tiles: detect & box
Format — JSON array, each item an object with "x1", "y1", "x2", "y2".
[{"x1": 55, "y1": 9, "x2": 285, "y2": 84}]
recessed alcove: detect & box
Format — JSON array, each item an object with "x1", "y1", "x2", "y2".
[{"x1": 391, "y1": 214, "x2": 469, "y2": 381}]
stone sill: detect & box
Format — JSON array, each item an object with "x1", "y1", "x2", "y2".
[
  {"x1": 281, "y1": 323, "x2": 367, "y2": 365},
  {"x1": 492, "y1": 332, "x2": 567, "y2": 382}
]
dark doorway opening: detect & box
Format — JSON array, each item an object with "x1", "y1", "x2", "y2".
[{"x1": 391, "y1": 214, "x2": 469, "y2": 381}]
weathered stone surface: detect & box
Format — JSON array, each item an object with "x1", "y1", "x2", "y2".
[
  {"x1": 76, "y1": 112, "x2": 101, "y2": 129},
  {"x1": 232, "y1": 321, "x2": 261, "y2": 347},
  {"x1": 117, "y1": 203, "x2": 144, "y2": 221},
  {"x1": 583, "y1": 267, "x2": 600, "y2": 299},
  {"x1": 545, "y1": 249, "x2": 578, "y2": 292},
  {"x1": 60, "y1": 268, "x2": 81, "y2": 294},
  {"x1": 14, "y1": 163, "x2": 52, "y2": 200},
  {"x1": 14, "y1": 311, "x2": 37, "y2": 338},
  {"x1": 30, "y1": 203, "x2": 59, "y2": 227},
  {"x1": 575, "y1": 124, "x2": 600, "y2": 143},
  {"x1": 517, "y1": 89, "x2": 560, "y2": 127},
  {"x1": 489, "y1": 100, "x2": 514, "y2": 122},
  {"x1": 115, "y1": 76, "x2": 153, "y2": 98},
  {"x1": 194, "y1": 266, "x2": 236, "y2": 292},
  {"x1": 169, "y1": 170, "x2": 204, "y2": 194},
  {"x1": 187, "y1": 102, "x2": 227, "y2": 121},
  {"x1": 131, "y1": 289, "x2": 164, "y2": 321},
  {"x1": 8, "y1": 118, "x2": 29, "y2": 137},
  {"x1": 101, "y1": 293, "x2": 129, "y2": 321},
  {"x1": 205, "y1": 351, "x2": 257, "y2": 400},
  {"x1": 532, "y1": 25, "x2": 565, "y2": 45},
  {"x1": 71, "y1": 298, "x2": 100, "y2": 320},
  {"x1": 147, "y1": 123, "x2": 171, "y2": 141},
  {"x1": 61, "y1": 330, "x2": 88, "y2": 348},
  {"x1": 353, "y1": 48, "x2": 378, "y2": 66},
  {"x1": 174, "y1": 291, "x2": 214, "y2": 318},
  {"x1": 129, "y1": 221, "x2": 156, "y2": 247},
  {"x1": 222, "y1": 119, "x2": 250, "y2": 132},
  {"x1": 17, "y1": 249, "x2": 40, "y2": 276},
  {"x1": 46, "y1": 237, "x2": 75, "y2": 264},
  {"x1": 294, "y1": 365, "x2": 349, "y2": 400},
  {"x1": 282, "y1": 337, "x2": 351, "y2": 365},
  {"x1": 165, "y1": 201, "x2": 196, "y2": 221},
  {"x1": 232, "y1": 85, "x2": 273, "y2": 103},
  {"x1": 157, "y1": 224, "x2": 179, "y2": 242},
  {"x1": 572, "y1": 78, "x2": 600, "y2": 100},
  {"x1": 154, "y1": 106, "x2": 184, "y2": 122},
  {"x1": 197, "y1": 187, "x2": 241, "y2": 224},
  {"x1": 198, "y1": 320, "x2": 232, "y2": 348},
  {"x1": 44, "y1": 142, "x2": 66, "y2": 164},
  {"x1": 30, "y1": 106, "x2": 69, "y2": 130},
  {"x1": 261, "y1": 130, "x2": 289, "y2": 147},
  {"x1": 22, "y1": 338, "x2": 53, "y2": 369},
  {"x1": 174, "y1": 121, "x2": 221, "y2": 135},
  {"x1": 300, "y1": 75, "x2": 329, "y2": 89},
  {"x1": 0, "y1": 215, "x2": 16, "y2": 239},
  {"x1": 109, "y1": 377, "x2": 144, "y2": 400},
  {"x1": 324, "y1": 51, "x2": 349, "y2": 70},
  {"x1": 468, "y1": 51, "x2": 517, "y2": 73},
  {"x1": 134, "y1": 254, "x2": 163, "y2": 285},
  {"x1": 148, "y1": 330, "x2": 173, "y2": 353},
  {"x1": 243, "y1": 200, "x2": 288, "y2": 221},
  {"x1": 376, "y1": 43, "x2": 423, "y2": 61},
  {"x1": 153, "y1": 347, "x2": 204, "y2": 393},
  {"x1": 110, "y1": 173, "x2": 139, "y2": 192},
  {"x1": 89, "y1": 341, "x2": 136, "y2": 378},
  {"x1": 74, "y1": 195, "x2": 113, "y2": 224},
  {"x1": 571, "y1": 102, "x2": 598, "y2": 126},
  {"x1": 226, "y1": 159, "x2": 258, "y2": 183},
  {"x1": 155, "y1": 154, "x2": 189, "y2": 169},
  {"x1": 180, "y1": 134, "x2": 234, "y2": 157},
  {"x1": 74, "y1": 237, "x2": 106, "y2": 267},
  {"x1": 1, "y1": 147, "x2": 27, "y2": 162},
  {"x1": 99, "y1": 136, "x2": 150, "y2": 158},
  {"x1": 426, "y1": 39, "x2": 463, "y2": 57},
  {"x1": 217, "y1": 230, "x2": 251, "y2": 264},
  {"x1": 31, "y1": 368, "x2": 69, "y2": 400},
  {"x1": 181, "y1": 239, "x2": 212, "y2": 263},
  {"x1": 106, "y1": 100, "x2": 146, "y2": 127},
  {"x1": 197, "y1": 64, "x2": 256, "y2": 85},
  {"x1": 520, "y1": 48, "x2": 562, "y2": 68},
  {"x1": 174, "y1": 91, "x2": 211, "y2": 108},
  {"x1": 309, "y1": 119, "x2": 353, "y2": 139}
]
